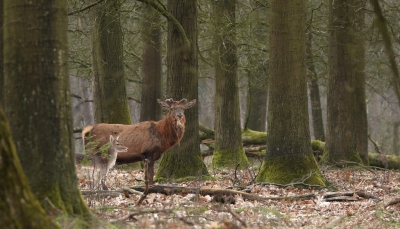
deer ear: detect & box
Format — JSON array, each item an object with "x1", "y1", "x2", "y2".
[
  {"x1": 157, "y1": 99, "x2": 170, "y2": 109},
  {"x1": 110, "y1": 135, "x2": 114, "y2": 141},
  {"x1": 184, "y1": 99, "x2": 196, "y2": 109},
  {"x1": 116, "y1": 136, "x2": 120, "y2": 141}
]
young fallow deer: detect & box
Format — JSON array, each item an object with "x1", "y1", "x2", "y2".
[{"x1": 75, "y1": 135, "x2": 128, "y2": 190}]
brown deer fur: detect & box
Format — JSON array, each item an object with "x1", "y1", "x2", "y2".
[{"x1": 82, "y1": 98, "x2": 196, "y2": 185}]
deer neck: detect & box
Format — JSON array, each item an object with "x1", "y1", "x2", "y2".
[
  {"x1": 157, "y1": 114, "x2": 185, "y2": 147},
  {"x1": 107, "y1": 148, "x2": 118, "y2": 170}
]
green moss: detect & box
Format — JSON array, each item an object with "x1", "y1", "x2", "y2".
[
  {"x1": 242, "y1": 129, "x2": 267, "y2": 144},
  {"x1": 155, "y1": 153, "x2": 210, "y2": 182},
  {"x1": 369, "y1": 153, "x2": 400, "y2": 170},
  {"x1": 188, "y1": 206, "x2": 208, "y2": 215},
  {"x1": 311, "y1": 140, "x2": 325, "y2": 152},
  {"x1": 255, "y1": 153, "x2": 328, "y2": 186},
  {"x1": 211, "y1": 148, "x2": 250, "y2": 169},
  {"x1": 323, "y1": 150, "x2": 363, "y2": 166}
]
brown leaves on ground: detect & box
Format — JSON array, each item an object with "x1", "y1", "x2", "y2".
[{"x1": 79, "y1": 166, "x2": 400, "y2": 229}]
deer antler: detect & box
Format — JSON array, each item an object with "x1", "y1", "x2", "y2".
[
  {"x1": 179, "y1": 98, "x2": 187, "y2": 103},
  {"x1": 165, "y1": 98, "x2": 174, "y2": 105}
]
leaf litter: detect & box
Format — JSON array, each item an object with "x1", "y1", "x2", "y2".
[{"x1": 79, "y1": 164, "x2": 400, "y2": 228}]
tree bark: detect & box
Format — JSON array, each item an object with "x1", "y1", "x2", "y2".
[
  {"x1": 326, "y1": 0, "x2": 362, "y2": 164},
  {"x1": 0, "y1": 107, "x2": 57, "y2": 229},
  {"x1": 0, "y1": 0, "x2": 3, "y2": 108},
  {"x1": 212, "y1": 0, "x2": 249, "y2": 169},
  {"x1": 4, "y1": 0, "x2": 90, "y2": 215},
  {"x1": 140, "y1": 3, "x2": 162, "y2": 122},
  {"x1": 91, "y1": 0, "x2": 131, "y2": 124},
  {"x1": 155, "y1": 0, "x2": 209, "y2": 181},
  {"x1": 255, "y1": 0, "x2": 327, "y2": 186}
]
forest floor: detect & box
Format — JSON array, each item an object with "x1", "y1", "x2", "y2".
[{"x1": 79, "y1": 158, "x2": 400, "y2": 229}]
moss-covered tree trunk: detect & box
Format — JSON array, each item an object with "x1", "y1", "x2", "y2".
[
  {"x1": 326, "y1": 0, "x2": 362, "y2": 164},
  {"x1": 91, "y1": 0, "x2": 131, "y2": 124},
  {"x1": 155, "y1": 0, "x2": 209, "y2": 181},
  {"x1": 306, "y1": 27, "x2": 325, "y2": 142},
  {"x1": 353, "y1": 0, "x2": 369, "y2": 165},
  {"x1": 0, "y1": 107, "x2": 57, "y2": 229},
  {"x1": 211, "y1": 0, "x2": 249, "y2": 169},
  {"x1": 140, "y1": 3, "x2": 162, "y2": 122},
  {"x1": 255, "y1": 0, "x2": 327, "y2": 186},
  {"x1": 4, "y1": 0, "x2": 90, "y2": 215}
]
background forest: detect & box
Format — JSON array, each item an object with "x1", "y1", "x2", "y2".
[
  {"x1": 67, "y1": 0, "x2": 399, "y2": 157},
  {"x1": 1, "y1": 0, "x2": 400, "y2": 228}
]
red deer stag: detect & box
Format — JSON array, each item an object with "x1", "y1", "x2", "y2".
[{"x1": 82, "y1": 98, "x2": 196, "y2": 185}]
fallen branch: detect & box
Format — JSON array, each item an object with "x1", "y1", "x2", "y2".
[
  {"x1": 384, "y1": 197, "x2": 400, "y2": 208},
  {"x1": 323, "y1": 190, "x2": 381, "y2": 201},
  {"x1": 80, "y1": 190, "x2": 122, "y2": 198}
]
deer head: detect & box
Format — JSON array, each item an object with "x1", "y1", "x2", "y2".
[{"x1": 157, "y1": 98, "x2": 196, "y2": 121}]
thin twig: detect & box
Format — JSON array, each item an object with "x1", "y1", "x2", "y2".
[
  {"x1": 68, "y1": 0, "x2": 105, "y2": 16},
  {"x1": 226, "y1": 206, "x2": 247, "y2": 228},
  {"x1": 71, "y1": 93, "x2": 93, "y2": 102}
]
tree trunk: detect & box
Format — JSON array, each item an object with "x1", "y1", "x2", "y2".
[
  {"x1": 155, "y1": 0, "x2": 209, "y2": 181},
  {"x1": 326, "y1": 0, "x2": 362, "y2": 164},
  {"x1": 0, "y1": 0, "x2": 3, "y2": 108},
  {"x1": 140, "y1": 3, "x2": 162, "y2": 122},
  {"x1": 212, "y1": 0, "x2": 249, "y2": 169},
  {"x1": 255, "y1": 0, "x2": 327, "y2": 186},
  {"x1": 0, "y1": 107, "x2": 56, "y2": 229},
  {"x1": 353, "y1": 0, "x2": 368, "y2": 165},
  {"x1": 4, "y1": 0, "x2": 90, "y2": 216},
  {"x1": 306, "y1": 27, "x2": 325, "y2": 142},
  {"x1": 91, "y1": 0, "x2": 131, "y2": 124}
]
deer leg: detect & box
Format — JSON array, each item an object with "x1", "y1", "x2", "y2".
[
  {"x1": 142, "y1": 151, "x2": 155, "y2": 185},
  {"x1": 137, "y1": 159, "x2": 149, "y2": 206},
  {"x1": 147, "y1": 159, "x2": 155, "y2": 185}
]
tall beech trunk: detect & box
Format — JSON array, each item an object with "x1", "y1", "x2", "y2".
[
  {"x1": 4, "y1": 0, "x2": 90, "y2": 215},
  {"x1": 211, "y1": 0, "x2": 249, "y2": 169},
  {"x1": 255, "y1": 0, "x2": 327, "y2": 186},
  {"x1": 155, "y1": 0, "x2": 209, "y2": 181},
  {"x1": 91, "y1": 0, "x2": 131, "y2": 124},
  {"x1": 0, "y1": 107, "x2": 56, "y2": 229},
  {"x1": 326, "y1": 0, "x2": 362, "y2": 164},
  {"x1": 140, "y1": 3, "x2": 162, "y2": 122}
]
